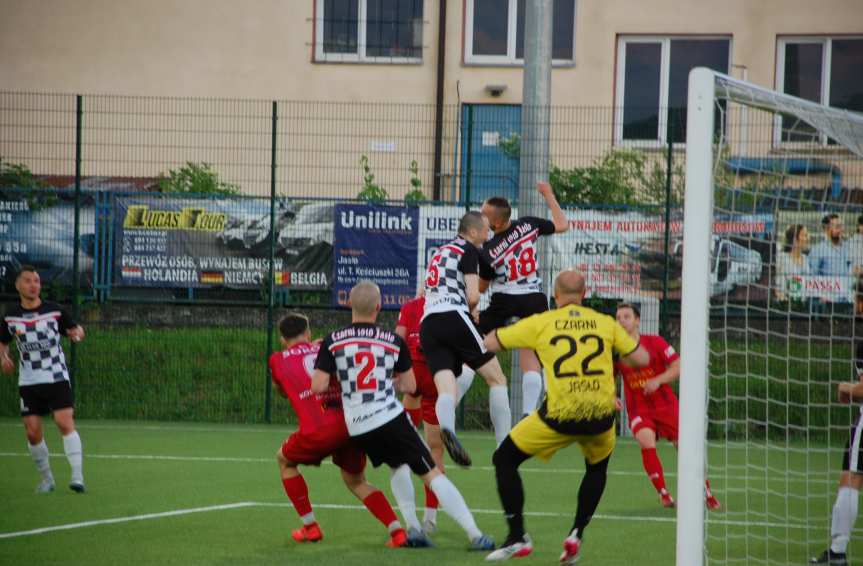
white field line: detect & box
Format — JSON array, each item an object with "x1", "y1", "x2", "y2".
[
  {"x1": 0, "y1": 421, "x2": 504, "y2": 440},
  {"x1": 0, "y1": 500, "x2": 828, "y2": 540},
  {"x1": 0, "y1": 452, "x2": 837, "y2": 483},
  {"x1": 0, "y1": 502, "x2": 256, "y2": 539}
]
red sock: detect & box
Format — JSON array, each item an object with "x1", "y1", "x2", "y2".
[
  {"x1": 363, "y1": 489, "x2": 399, "y2": 530},
  {"x1": 641, "y1": 448, "x2": 667, "y2": 493},
  {"x1": 424, "y1": 484, "x2": 439, "y2": 509},
  {"x1": 705, "y1": 479, "x2": 713, "y2": 494},
  {"x1": 406, "y1": 407, "x2": 422, "y2": 428},
  {"x1": 282, "y1": 475, "x2": 313, "y2": 518}
]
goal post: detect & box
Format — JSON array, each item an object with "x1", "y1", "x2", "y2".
[
  {"x1": 677, "y1": 66, "x2": 716, "y2": 566},
  {"x1": 678, "y1": 67, "x2": 863, "y2": 566}
]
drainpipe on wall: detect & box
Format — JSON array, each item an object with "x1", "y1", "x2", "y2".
[{"x1": 432, "y1": 0, "x2": 447, "y2": 201}]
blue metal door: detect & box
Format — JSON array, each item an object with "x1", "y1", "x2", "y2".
[{"x1": 460, "y1": 104, "x2": 521, "y2": 205}]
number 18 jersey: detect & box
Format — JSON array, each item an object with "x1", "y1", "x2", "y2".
[
  {"x1": 315, "y1": 323, "x2": 413, "y2": 435},
  {"x1": 480, "y1": 217, "x2": 555, "y2": 295}
]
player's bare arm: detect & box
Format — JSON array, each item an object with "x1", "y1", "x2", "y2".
[
  {"x1": 464, "y1": 273, "x2": 480, "y2": 311},
  {"x1": 838, "y1": 381, "x2": 863, "y2": 403},
  {"x1": 394, "y1": 369, "x2": 416, "y2": 395},
  {"x1": 644, "y1": 358, "x2": 680, "y2": 394},
  {"x1": 394, "y1": 325, "x2": 407, "y2": 340},
  {"x1": 66, "y1": 325, "x2": 85, "y2": 343},
  {"x1": 537, "y1": 181, "x2": 569, "y2": 233},
  {"x1": 310, "y1": 368, "x2": 332, "y2": 394},
  {"x1": 483, "y1": 331, "x2": 503, "y2": 353},
  {"x1": 621, "y1": 344, "x2": 650, "y2": 369},
  {"x1": 0, "y1": 342, "x2": 13, "y2": 375},
  {"x1": 479, "y1": 278, "x2": 490, "y2": 294}
]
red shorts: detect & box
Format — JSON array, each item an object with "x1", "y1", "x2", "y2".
[
  {"x1": 281, "y1": 425, "x2": 366, "y2": 475},
  {"x1": 407, "y1": 357, "x2": 439, "y2": 426},
  {"x1": 626, "y1": 390, "x2": 679, "y2": 442}
]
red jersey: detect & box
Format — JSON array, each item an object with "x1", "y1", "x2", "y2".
[
  {"x1": 269, "y1": 341, "x2": 345, "y2": 433},
  {"x1": 397, "y1": 296, "x2": 425, "y2": 362},
  {"x1": 615, "y1": 334, "x2": 679, "y2": 406}
]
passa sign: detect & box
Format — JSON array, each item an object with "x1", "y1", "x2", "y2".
[{"x1": 333, "y1": 203, "x2": 419, "y2": 309}]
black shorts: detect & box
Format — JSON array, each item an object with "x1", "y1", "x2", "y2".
[
  {"x1": 19, "y1": 381, "x2": 74, "y2": 417},
  {"x1": 479, "y1": 292, "x2": 548, "y2": 334},
  {"x1": 843, "y1": 412, "x2": 863, "y2": 473},
  {"x1": 420, "y1": 310, "x2": 495, "y2": 376},
  {"x1": 353, "y1": 412, "x2": 436, "y2": 476}
]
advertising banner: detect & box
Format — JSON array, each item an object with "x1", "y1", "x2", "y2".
[
  {"x1": 115, "y1": 197, "x2": 331, "y2": 289},
  {"x1": 332, "y1": 204, "x2": 419, "y2": 309}
]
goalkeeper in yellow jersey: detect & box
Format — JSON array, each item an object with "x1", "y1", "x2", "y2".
[{"x1": 483, "y1": 269, "x2": 649, "y2": 564}]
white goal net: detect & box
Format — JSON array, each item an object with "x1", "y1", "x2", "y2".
[{"x1": 678, "y1": 69, "x2": 863, "y2": 566}]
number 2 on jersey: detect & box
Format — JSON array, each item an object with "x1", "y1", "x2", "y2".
[
  {"x1": 354, "y1": 351, "x2": 378, "y2": 390},
  {"x1": 506, "y1": 247, "x2": 536, "y2": 280}
]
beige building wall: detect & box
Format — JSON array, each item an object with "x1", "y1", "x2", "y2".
[{"x1": 1, "y1": 0, "x2": 861, "y2": 197}]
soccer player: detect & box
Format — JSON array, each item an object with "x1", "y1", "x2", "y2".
[
  {"x1": 312, "y1": 281, "x2": 494, "y2": 551},
  {"x1": 483, "y1": 269, "x2": 649, "y2": 563},
  {"x1": 614, "y1": 303, "x2": 721, "y2": 510},
  {"x1": 0, "y1": 265, "x2": 85, "y2": 494},
  {"x1": 421, "y1": 211, "x2": 512, "y2": 467},
  {"x1": 479, "y1": 181, "x2": 569, "y2": 418},
  {"x1": 269, "y1": 312, "x2": 410, "y2": 547},
  {"x1": 396, "y1": 293, "x2": 476, "y2": 533},
  {"x1": 810, "y1": 339, "x2": 863, "y2": 566}
]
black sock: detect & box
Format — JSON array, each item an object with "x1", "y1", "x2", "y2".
[
  {"x1": 493, "y1": 436, "x2": 531, "y2": 541},
  {"x1": 572, "y1": 455, "x2": 611, "y2": 538}
]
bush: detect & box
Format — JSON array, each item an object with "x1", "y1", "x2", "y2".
[
  {"x1": 0, "y1": 157, "x2": 57, "y2": 210},
  {"x1": 157, "y1": 162, "x2": 240, "y2": 196},
  {"x1": 357, "y1": 154, "x2": 389, "y2": 204}
]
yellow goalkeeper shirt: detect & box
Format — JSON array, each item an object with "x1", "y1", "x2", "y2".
[{"x1": 496, "y1": 304, "x2": 638, "y2": 424}]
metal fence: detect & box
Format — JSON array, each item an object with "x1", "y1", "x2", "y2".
[{"x1": 1, "y1": 91, "x2": 862, "y2": 427}]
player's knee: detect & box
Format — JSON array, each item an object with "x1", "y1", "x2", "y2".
[
  {"x1": 492, "y1": 436, "x2": 520, "y2": 469},
  {"x1": 585, "y1": 454, "x2": 611, "y2": 475}
]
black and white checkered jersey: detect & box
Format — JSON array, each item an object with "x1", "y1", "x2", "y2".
[
  {"x1": 315, "y1": 323, "x2": 412, "y2": 436},
  {"x1": 480, "y1": 216, "x2": 556, "y2": 295},
  {"x1": 0, "y1": 301, "x2": 76, "y2": 387},
  {"x1": 422, "y1": 236, "x2": 480, "y2": 318}
]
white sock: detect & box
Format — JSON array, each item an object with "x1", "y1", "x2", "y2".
[
  {"x1": 522, "y1": 371, "x2": 542, "y2": 415},
  {"x1": 28, "y1": 440, "x2": 54, "y2": 483},
  {"x1": 390, "y1": 465, "x2": 421, "y2": 531},
  {"x1": 300, "y1": 512, "x2": 316, "y2": 526},
  {"x1": 435, "y1": 393, "x2": 457, "y2": 432},
  {"x1": 831, "y1": 486, "x2": 859, "y2": 553},
  {"x1": 62, "y1": 431, "x2": 83, "y2": 484},
  {"x1": 423, "y1": 507, "x2": 437, "y2": 524},
  {"x1": 429, "y1": 475, "x2": 481, "y2": 540},
  {"x1": 489, "y1": 385, "x2": 512, "y2": 446},
  {"x1": 456, "y1": 367, "x2": 476, "y2": 405}
]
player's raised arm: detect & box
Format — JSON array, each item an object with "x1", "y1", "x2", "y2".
[{"x1": 537, "y1": 181, "x2": 569, "y2": 233}]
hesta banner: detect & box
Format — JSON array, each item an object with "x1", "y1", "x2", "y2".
[
  {"x1": 332, "y1": 203, "x2": 419, "y2": 309},
  {"x1": 114, "y1": 197, "x2": 331, "y2": 289}
]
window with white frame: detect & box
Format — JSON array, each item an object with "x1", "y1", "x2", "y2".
[
  {"x1": 465, "y1": 0, "x2": 576, "y2": 65},
  {"x1": 615, "y1": 36, "x2": 731, "y2": 144},
  {"x1": 315, "y1": 0, "x2": 424, "y2": 62},
  {"x1": 776, "y1": 37, "x2": 863, "y2": 144}
]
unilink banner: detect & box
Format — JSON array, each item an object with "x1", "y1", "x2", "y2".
[
  {"x1": 114, "y1": 196, "x2": 331, "y2": 289},
  {"x1": 333, "y1": 204, "x2": 419, "y2": 309}
]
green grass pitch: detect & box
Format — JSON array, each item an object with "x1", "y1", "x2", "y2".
[{"x1": 0, "y1": 419, "x2": 853, "y2": 565}]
